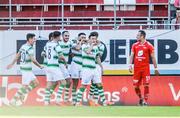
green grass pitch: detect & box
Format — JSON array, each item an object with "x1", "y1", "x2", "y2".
[{"x1": 0, "y1": 106, "x2": 180, "y2": 117}]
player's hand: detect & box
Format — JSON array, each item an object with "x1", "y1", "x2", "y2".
[
  {"x1": 86, "y1": 50, "x2": 91, "y2": 54},
  {"x1": 65, "y1": 64, "x2": 68, "y2": 69},
  {"x1": 41, "y1": 52, "x2": 46, "y2": 57},
  {"x1": 129, "y1": 65, "x2": 133, "y2": 73},
  {"x1": 6, "y1": 64, "x2": 13, "y2": 69},
  {"x1": 40, "y1": 65, "x2": 44, "y2": 69},
  {"x1": 154, "y1": 69, "x2": 160, "y2": 76},
  {"x1": 100, "y1": 65, "x2": 104, "y2": 75}
]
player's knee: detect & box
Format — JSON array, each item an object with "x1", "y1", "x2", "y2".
[
  {"x1": 143, "y1": 83, "x2": 149, "y2": 87},
  {"x1": 134, "y1": 85, "x2": 140, "y2": 89},
  {"x1": 33, "y1": 79, "x2": 39, "y2": 86},
  {"x1": 60, "y1": 80, "x2": 66, "y2": 86},
  {"x1": 96, "y1": 83, "x2": 102, "y2": 88}
]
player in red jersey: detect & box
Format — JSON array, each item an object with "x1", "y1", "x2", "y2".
[{"x1": 129, "y1": 30, "x2": 159, "y2": 106}]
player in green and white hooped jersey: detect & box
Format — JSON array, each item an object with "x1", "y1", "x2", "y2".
[
  {"x1": 69, "y1": 32, "x2": 87, "y2": 105},
  {"x1": 41, "y1": 32, "x2": 54, "y2": 67},
  {"x1": 75, "y1": 33, "x2": 101, "y2": 106},
  {"x1": 44, "y1": 31, "x2": 67, "y2": 105},
  {"x1": 86, "y1": 32, "x2": 108, "y2": 106},
  {"x1": 41, "y1": 32, "x2": 59, "y2": 105},
  {"x1": 7, "y1": 33, "x2": 44, "y2": 106},
  {"x1": 57, "y1": 31, "x2": 72, "y2": 104}
]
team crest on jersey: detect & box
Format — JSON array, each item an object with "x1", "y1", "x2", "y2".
[{"x1": 137, "y1": 50, "x2": 143, "y2": 57}]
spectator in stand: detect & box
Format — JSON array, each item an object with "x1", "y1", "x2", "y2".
[
  {"x1": 174, "y1": 0, "x2": 180, "y2": 9},
  {"x1": 171, "y1": 10, "x2": 180, "y2": 29}
]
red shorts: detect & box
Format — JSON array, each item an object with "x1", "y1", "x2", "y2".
[{"x1": 133, "y1": 67, "x2": 150, "y2": 86}]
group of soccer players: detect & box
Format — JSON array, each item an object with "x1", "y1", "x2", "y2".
[
  {"x1": 6, "y1": 30, "x2": 159, "y2": 107},
  {"x1": 7, "y1": 31, "x2": 112, "y2": 106}
]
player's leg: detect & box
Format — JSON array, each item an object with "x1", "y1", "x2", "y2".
[
  {"x1": 90, "y1": 66, "x2": 105, "y2": 106},
  {"x1": 88, "y1": 83, "x2": 96, "y2": 100},
  {"x1": 133, "y1": 69, "x2": 143, "y2": 106},
  {"x1": 72, "y1": 79, "x2": 79, "y2": 105},
  {"x1": 75, "y1": 69, "x2": 91, "y2": 106},
  {"x1": 44, "y1": 81, "x2": 53, "y2": 105},
  {"x1": 49, "y1": 82, "x2": 58, "y2": 95},
  {"x1": 10, "y1": 85, "x2": 28, "y2": 106},
  {"x1": 94, "y1": 70, "x2": 109, "y2": 106},
  {"x1": 55, "y1": 69, "x2": 66, "y2": 105},
  {"x1": 10, "y1": 72, "x2": 38, "y2": 106},
  {"x1": 70, "y1": 63, "x2": 81, "y2": 105},
  {"x1": 76, "y1": 85, "x2": 86, "y2": 106},
  {"x1": 60, "y1": 64, "x2": 71, "y2": 103},
  {"x1": 56, "y1": 79, "x2": 66, "y2": 105},
  {"x1": 142, "y1": 69, "x2": 150, "y2": 106},
  {"x1": 64, "y1": 78, "x2": 71, "y2": 103}
]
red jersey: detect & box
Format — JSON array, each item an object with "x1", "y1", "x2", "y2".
[{"x1": 131, "y1": 41, "x2": 154, "y2": 69}]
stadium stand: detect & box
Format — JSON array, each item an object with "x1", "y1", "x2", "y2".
[{"x1": 0, "y1": 0, "x2": 177, "y2": 30}]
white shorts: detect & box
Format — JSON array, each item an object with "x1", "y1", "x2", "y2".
[
  {"x1": 81, "y1": 69, "x2": 101, "y2": 85},
  {"x1": 46, "y1": 67, "x2": 65, "y2": 82},
  {"x1": 69, "y1": 62, "x2": 82, "y2": 79},
  {"x1": 59, "y1": 64, "x2": 71, "y2": 79},
  {"x1": 21, "y1": 71, "x2": 36, "y2": 85},
  {"x1": 96, "y1": 64, "x2": 102, "y2": 81}
]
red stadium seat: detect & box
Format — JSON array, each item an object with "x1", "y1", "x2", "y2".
[
  {"x1": 136, "y1": 0, "x2": 168, "y2": 3},
  {"x1": 2, "y1": 0, "x2": 103, "y2": 4}
]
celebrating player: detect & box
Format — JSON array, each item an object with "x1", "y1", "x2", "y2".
[{"x1": 7, "y1": 33, "x2": 43, "y2": 106}]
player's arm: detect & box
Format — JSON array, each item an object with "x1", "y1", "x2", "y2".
[
  {"x1": 85, "y1": 44, "x2": 95, "y2": 54},
  {"x1": 6, "y1": 52, "x2": 21, "y2": 69},
  {"x1": 59, "y1": 55, "x2": 68, "y2": 68},
  {"x1": 73, "y1": 40, "x2": 83, "y2": 51},
  {"x1": 30, "y1": 55, "x2": 44, "y2": 69},
  {"x1": 41, "y1": 50, "x2": 46, "y2": 57},
  {"x1": 129, "y1": 51, "x2": 134, "y2": 73},
  {"x1": 96, "y1": 55, "x2": 103, "y2": 74},
  {"x1": 151, "y1": 52, "x2": 160, "y2": 76}
]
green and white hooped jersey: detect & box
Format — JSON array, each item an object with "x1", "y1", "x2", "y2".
[
  {"x1": 58, "y1": 40, "x2": 72, "y2": 64},
  {"x1": 71, "y1": 42, "x2": 82, "y2": 66},
  {"x1": 97, "y1": 42, "x2": 105, "y2": 57},
  {"x1": 82, "y1": 44, "x2": 99, "y2": 69},
  {"x1": 45, "y1": 41, "x2": 63, "y2": 68},
  {"x1": 18, "y1": 43, "x2": 34, "y2": 71},
  {"x1": 95, "y1": 42, "x2": 105, "y2": 64}
]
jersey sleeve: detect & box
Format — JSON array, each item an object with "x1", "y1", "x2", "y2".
[
  {"x1": 43, "y1": 45, "x2": 47, "y2": 52},
  {"x1": 98, "y1": 44, "x2": 105, "y2": 56},
  {"x1": 148, "y1": 43, "x2": 154, "y2": 54},
  {"x1": 131, "y1": 44, "x2": 135, "y2": 54},
  {"x1": 18, "y1": 47, "x2": 22, "y2": 54},
  {"x1": 55, "y1": 45, "x2": 63, "y2": 56},
  {"x1": 71, "y1": 42, "x2": 77, "y2": 49}
]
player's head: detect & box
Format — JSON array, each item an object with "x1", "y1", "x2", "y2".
[
  {"x1": 48, "y1": 32, "x2": 54, "y2": 41},
  {"x1": 62, "y1": 31, "x2": 70, "y2": 42},
  {"x1": 78, "y1": 32, "x2": 86, "y2": 43},
  {"x1": 26, "y1": 33, "x2": 36, "y2": 45},
  {"x1": 137, "y1": 30, "x2": 146, "y2": 41},
  {"x1": 53, "y1": 31, "x2": 61, "y2": 41},
  {"x1": 89, "y1": 31, "x2": 98, "y2": 44}
]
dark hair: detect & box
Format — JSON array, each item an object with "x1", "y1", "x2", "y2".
[
  {"x1": 26, "y1": 33, "x2": 35, "y2": 41},
  {"x1": 139, "y1": 30, "x2": 146, "y2": 38},
  {"x1": 78, "y1": 32, "x2": 86, "y2": 37},
  {"x1": 62, "y1": 31, "x2": 69, "y2": 36},
  {"x1": 53, "y1": 31, "x2": 61, "y2": 38},
  {"x1": 89, "y1": 31, "x2": 98, "y2": 38},
  {"x1": 49, "y1": 32, "x2": 54, "y2": 41}
]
